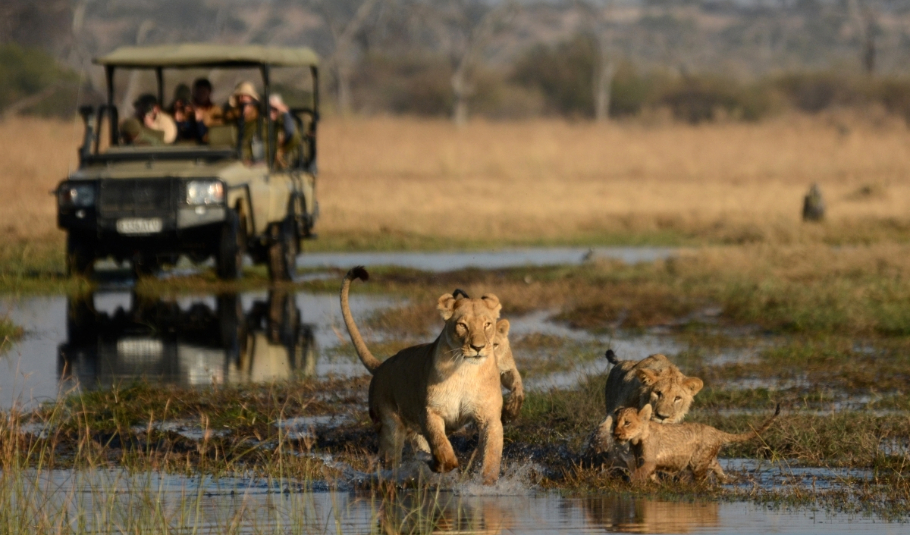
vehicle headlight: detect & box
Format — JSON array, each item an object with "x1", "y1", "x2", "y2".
[
  {"x1": 58, "y1": 183, "x2": 96, "y2": 207},
  {"x1": 186, "y1": 180, "x2": 224, "y2": 205}
]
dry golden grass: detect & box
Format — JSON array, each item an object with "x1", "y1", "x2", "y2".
[
  {"x1": 318, "y1": 114, "x2": 910, "y2": 244},
  {"x1": 5, "y1": 114, "x2": 910, "y2": 247}
]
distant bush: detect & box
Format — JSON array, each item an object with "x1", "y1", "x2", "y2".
[
  {"x1": 510, "y1": 34, "x2": 773, "y2": 122},
  {"x1": 352, "y1": 53, "x2": 453, "y2": 116},
  {"x1": 659, "y1": 76, "x2": 774, "y2": 123},
  {"x1": 511, "y1": 34, "x2": 597, "y2": 118},
  {"x1": 0, "y1": 43, "x2": 79, "y2": 118}
]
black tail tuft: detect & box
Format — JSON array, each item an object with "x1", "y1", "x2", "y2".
[
  {"x1": 773, "y1": 403, "x2": 781, "y2": 417},
  {"x1": 605, "y1": 349, "x2": 619, "y2": 365},
  {"x1": 349, "y1": 266, "x2": 369, "y2": 282},
  {"x1": 453, "y1": 288, "x2": 470, "y2": 299}
]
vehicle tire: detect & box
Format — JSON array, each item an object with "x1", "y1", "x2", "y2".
[
  {"x1": 132, "y1": 254, "x2": 159, "y2": 278},
  {"x1": 267, "y1": 216, "x2": 298, "y2": 282},
  {"x1": 216, "y1": 209, "x2": 245, "y2": 280},
  {"x1": 66, "y1": 232, "x2": 95, "y2": 278},
  {"x1": 217, "y1": 293, "x2": 246, "y2": 364}
]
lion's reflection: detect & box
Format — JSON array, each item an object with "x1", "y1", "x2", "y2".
[
  {"x1": 581, "y1": 494, "x2": 720, "y2": 534},
  {"x1": 58, "y1": 291, "x2": 315, "y2": 388}
]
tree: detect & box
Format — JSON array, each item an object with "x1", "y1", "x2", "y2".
[
  {"x1": 310, "y1": 0, "x2": 384, "y2": 115},
  {"x1": 413, "y1": 0, "x2": 517, "y2": 126},
  {"x1": 578, "y1": 0, "x2": 616, "y2": 122}
]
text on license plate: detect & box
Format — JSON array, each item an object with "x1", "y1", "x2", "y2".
[{"x1": 116, "y1": 218, "x2": 162, "y2": 234}]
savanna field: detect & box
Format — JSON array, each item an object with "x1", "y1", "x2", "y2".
[{"x1": 4, "y1": 113, "x2": 910, "y2": 530}]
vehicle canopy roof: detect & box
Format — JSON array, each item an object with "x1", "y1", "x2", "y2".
[{"x1": 94, "y1": 44, "x2": 319, "y2": 69}]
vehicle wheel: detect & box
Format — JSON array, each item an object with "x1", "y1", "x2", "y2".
[
  {"x1": 132, "y1": 254, "x2": 159, "y2": 278},
  {"x1": 217, "y1": 293, "x2": 246, "y2": 364},
  {"x1": 66, "y1": 233, "x2": 95, "y2": 278},
  {"x1": 267, "y1": 217, "x2": 298, "y2": 282},
  {"x1": 217, "y1": 209, "x2": 245, "y2": 280}
]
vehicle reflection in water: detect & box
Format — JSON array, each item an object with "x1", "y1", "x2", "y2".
[
  {"x1": 58, "y1": 291, "x2": 316, "y2": 389},
  {"x1": 581, "y1": 494, "x2": 720, "y2": 534}
]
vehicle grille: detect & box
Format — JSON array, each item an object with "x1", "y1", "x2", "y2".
[{"x1": 98, "y1": 179, "x2": 178, "y2": 217}]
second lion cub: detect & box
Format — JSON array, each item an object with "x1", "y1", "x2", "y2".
[{"x1": 613, "y1": 403, "x2": 780, "y2": 484}]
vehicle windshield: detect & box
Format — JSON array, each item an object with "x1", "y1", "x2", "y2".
[{"x1": 82, "y1": 56, "x2": 318, "y2": 172}]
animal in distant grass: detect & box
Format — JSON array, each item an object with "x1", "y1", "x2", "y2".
[
  {"x1": 613, "y1": 403, "x2": 781, "y2": 484},
  {"x1": 452, "y1": 289, "x2": 523, "y2": 422},
  {"x1": 340, "y1": 267, "x2": 505, "y2": 484},
  {"x1": 588, "y1": 351, "x2": 705, "y2": 460}
]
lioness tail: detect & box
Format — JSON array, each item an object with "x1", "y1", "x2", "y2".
[
  {"x1": 605, "y1": 349, "x2": 620, "y2": 365},
  {"x1": 727, "y1": 404, "x2": 781, "y2": 444},
  {"x1": 340, "y1": 266, "x2": 381, "y2": 374}
]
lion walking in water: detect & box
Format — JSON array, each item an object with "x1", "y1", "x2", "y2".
[{"x1": 340, "y1": 266, "x2": 506, "y2": 484}]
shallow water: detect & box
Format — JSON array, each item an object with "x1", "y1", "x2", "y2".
[
  {"x1": 299, "y1": 246, "x2": 677, "y2": 271},
  {"x1": 0, "y1": 290, "x2": 394, "y2": 409},
  {"x1": 11, "y1": 467, "x2": 899, "y2": 534},
  {"x1": 0, "y1": 289, "x2": 693, "y2": 409}
]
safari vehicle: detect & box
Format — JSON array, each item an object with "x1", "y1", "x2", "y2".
[{"x1": 56, "y1": 44, "x2": 320, "y2": 280}]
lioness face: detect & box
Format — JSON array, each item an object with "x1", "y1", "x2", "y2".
[
  {"x1": 638, "y1": 369, "x2": 704, "y2": 424},
  {"x1": 438, "y1": 293, "x2": 501, "y2": 360},
  {"x1": 613, "y1": 405, "x2": 650, "y2": 442}
]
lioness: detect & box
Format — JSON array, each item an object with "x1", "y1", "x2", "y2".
[
  {"x1": 452, "y1": 289, "x2": 523, "y2": 422},
  {"x1": 613, "y1": 403, "x2": 780, "y2": 484},
  {"x1": 340, "y1": 267, "x2": 505, "y2": 484},
  {"x1": 588, "y1": 350, "x2": 704, "y2": 461}
]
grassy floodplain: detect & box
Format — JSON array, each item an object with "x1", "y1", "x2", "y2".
[
  {"x1": 2, "y1": 113, "x2": 910, "y2": 529},
  {"x1": 5, "y1": 112, "x2": 910, "y2": 284}
]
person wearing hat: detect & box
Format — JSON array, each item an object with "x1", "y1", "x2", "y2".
[
  {"x1": 134, "y1": 93, "x2": 177, "y2": 144},
  {"x1": 227, "y1": 81, "x2": 266, "y2": 163},
  {"x1": 269, "y1": 94, "x2": 302, "y2": 169},
  {"x1": 119, "y1": 117, "x2": 165, "y2": 146}
]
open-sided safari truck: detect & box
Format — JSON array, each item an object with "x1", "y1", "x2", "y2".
[{"x1": 56, "y1": 44, "x2": 320, "y2": 281}]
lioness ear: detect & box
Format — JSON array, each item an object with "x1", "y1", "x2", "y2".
[
  {"x1": 496, "y1": 319, "x2": 510, "y2": 336},
  {"x1": 639, "y1": 404, "x2": 653, "y2": 421},
  {"x1": 637, "y1": 368, "x2": 659, "y2": 386},
  {"x1": 684, "y1": 376, "x2": 704, "y2": 395},
  {"x1": 438, "y1": 294, "x2": 457, "y2": 321},
  {"x1": 481, "y1": 294, "x2": 502, "y2": 318}
]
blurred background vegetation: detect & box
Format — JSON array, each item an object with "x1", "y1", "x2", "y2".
[{"x1": 5, "y1": 0, "x2": 910, "y2": 124}]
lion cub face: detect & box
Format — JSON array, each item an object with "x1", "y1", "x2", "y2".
[
  {"x1": 613, "y1": 404, "x2": 651, "y2": 443},
  {"x1": 638, "y1": 367, "x2": 703, "y2": 424},
  {"x1": 437, "y1": 293, "x2": 501, "y2": 360}
]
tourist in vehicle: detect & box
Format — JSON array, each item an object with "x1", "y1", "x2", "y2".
[
  {"x1": 169, "y1": 84, "x2": 202, "y2": 142},
  {"x1": 190, "y1": 78, "x2": 223, "y2": 128},
  {"x1": 119, "y1": 117, "x2": 164, "y2": 146},
  {"x1": 229, "y1": 81, "x2": 265, "y2": 163},
  {"x1": 269, "y1": 94, "x2": 302, "y2": 169},
  {"x1": 134, "y1": 93, "x2": 177, "y2": 144}
]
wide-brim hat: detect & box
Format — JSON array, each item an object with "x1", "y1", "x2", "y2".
[
  {"x1": 268, "y1": 94, "x2": 289, "y2": 113},
  {"x1": 229, "y1": 81, "x2": 260, "y2": 108}
]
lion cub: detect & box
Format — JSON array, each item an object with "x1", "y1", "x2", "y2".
[
  {"x1": 340, "y1": 267, "x2": 505, "y2": 484},
  {"x1": 613, "y1": 403, "x2": 780, "y2": 484},
  {"x1": 588, "y1": 351, "x2": 704, "y2": 459}
]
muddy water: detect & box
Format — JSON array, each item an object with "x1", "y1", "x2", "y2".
[{"x1": 17, "y1": 468, "x2": 893, "y2": 534}]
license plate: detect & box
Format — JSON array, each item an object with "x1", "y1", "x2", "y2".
[
  {"x1": 116, "y1": 218, "x2": 162, "y2": 234},
  {"x1": 117, "y1": 338, "x2": 163, "y2": 359}
]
